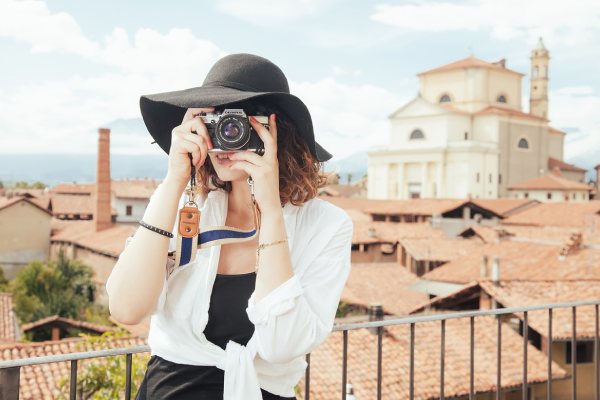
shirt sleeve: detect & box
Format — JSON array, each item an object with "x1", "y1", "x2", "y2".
[{"x1": 245, "y1": 212, "x2": 353, "y2": 364}]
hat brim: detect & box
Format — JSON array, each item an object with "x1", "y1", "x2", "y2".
[{"x1": 139, "y1": 85, "x2": 333, "y2": 162}]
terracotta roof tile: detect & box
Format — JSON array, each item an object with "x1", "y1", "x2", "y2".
[
  {"x1": 479, "y1": 280, "x2": 600, "y2": 339},
  {"x1": 507, "y1": 173, "x2": 591, "y2": 191},
  {"x1": 421, "y1": 239, "x2": 600, "y2": 284},
  {"x1": 470, "y1": 198, "x2": 540, "y2": 217},
  {"x1": 21, "y1": 315, "x2": 114, "y2": 335},
  {"x1": 503, "y1": 201, "x2": 600, "y2": 227},
  {"x1": 0, "y1": 196, "x2": 53, "y2": 216},
  {"x1": 475, "y1": 106, "x2": 547, "y2": 121},
  {"x1": 298, "y1": 315, "x2": 566, "y2": 399},
  {"x1": 548, "y1": 157, "x2": 587, "y2": 173},
  {"x1": 417, "y1": 55, "x2": 524, "y2": 77},
  {"x1": 352, "y1": 221, "x2": 447, "y2": 244},
  {"x1": 318, "y1": 184, "x2": 363, "y2": 198},
  {"x1": 0, "y1": 292, "x2": 18, "y2": 343},
  {"x1": 50, "y1": 221, "x2": 137, "y2": 259},
  {"x1": 0, "y1": 335, "x2": 147, "y2": 400},
  {"x1": 111, "y1": 179, "x2": 161, "y2": 199},
  {"x1": 342, "y1": 263, "x2": 428, "y2": 316},
  {"x1": 400, "y1": 237, "x2": 483, "y2": 262}
]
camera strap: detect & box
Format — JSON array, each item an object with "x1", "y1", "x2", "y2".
[{"x1": 170, "y1": 155, "x2": 261, "y2": 267}]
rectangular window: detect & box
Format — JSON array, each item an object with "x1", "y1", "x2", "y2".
[
  {"x1": 476, "y1": 173, "x2": 480, "y2": 183},
  {"x1": 489, "y1": 173, "x2": 492, "y2": 183},
  {"x1": 547, "y1": 192, "x2": 552, "y2": 200},
  {"x1": 126, "y1": 205, "x2": 133, "y2": 216},
  {"x1": 566, "y1": 341, "x2": 594, "y2": 364}
]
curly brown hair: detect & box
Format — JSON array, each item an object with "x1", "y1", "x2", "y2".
[{"x1": 193, "y1": 99, "x2": 332, "y2": 206}]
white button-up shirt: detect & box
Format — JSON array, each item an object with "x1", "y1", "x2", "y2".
[{"x1": 107, "y1": 186, "x2": 353, "y2": 399}]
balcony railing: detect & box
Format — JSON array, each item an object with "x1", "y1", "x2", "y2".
[{"x1": 1, "y1": 299, "x2": 599, "y2": 400}]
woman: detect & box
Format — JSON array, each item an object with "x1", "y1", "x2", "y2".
[{"x1": 106, "y1": 53, "x2": 353, "y2": 400}]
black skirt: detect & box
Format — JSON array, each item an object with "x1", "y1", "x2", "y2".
[{"x1": 135, "y1": 272, "x2": 297, "y2": 400}]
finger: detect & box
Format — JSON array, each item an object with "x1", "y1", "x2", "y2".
[
  {"x1": 227, "y1": 160, "x2": 254, "y2": 176},
  {"x1": 175, "y1": 136, "x2": 202, "y2": 165},
  {"x1": 269, "y1": 113, "x2": 278, "y2": 149},
  {"x1": 188, "y1": 117, "x2": 214, "y2": 150},
  {"x1": 182, "y1": 107, "x2": 215, "y2": 123},
  {"x1": 249, "y1": 116, "x2": 275, "y2": 158},
  {"x1": 228, "y1": 150, "x2": 266, "y2": 166},
  {"x1": 180, "y1": 131, "x2": 209, "y2": 165}
]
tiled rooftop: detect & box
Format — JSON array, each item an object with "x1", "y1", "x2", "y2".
[
  {"x1": 0, "y1": 292, "x2": 18, "y2": 343},
  {"x1": 503, "y1": 201, "x2": 600, "y2": 227},
  {"x1": 342, "y1": 263, "x2": 428, "y2": 316},
  {"x1": 298, "y1": 315, "x2": 567, "y2": 399}
]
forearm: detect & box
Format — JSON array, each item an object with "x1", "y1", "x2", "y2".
[
  {"x1": 253, "y1": 207, "x2": 294, "y2": 302},
  {"x1": 107, "y1": 175, "x2": 187, "y2": 324}
]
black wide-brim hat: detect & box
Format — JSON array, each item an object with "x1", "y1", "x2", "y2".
[{"x1": 139, "y1": 53, "x2": 332, "y2": 162}]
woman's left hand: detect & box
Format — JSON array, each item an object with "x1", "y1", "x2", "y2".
[{"x1": 228, "y1": 113, "x2": 281, "y2": 215}]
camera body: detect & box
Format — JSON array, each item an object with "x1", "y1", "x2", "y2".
[{"x1": 197, "y1": 108, "x2": 269, "y2": 154}]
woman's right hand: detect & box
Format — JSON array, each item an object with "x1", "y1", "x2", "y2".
[{"x1": 165, "y1": 107, "x2": 216, "y2": 187}]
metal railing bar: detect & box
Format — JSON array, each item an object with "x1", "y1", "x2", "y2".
[
  {"x1": 125, "y1": 353, "x2": 132, "y2": 400},
  {"x1": 410, "y1": 323, "x2": 414, "y2": 400},
  {"x1": 377, "y1": 327, "x2": 382, "y2": 400},
  {"x1": 332, "y1": 299, "x2": 600, "y2": 332},
  {"x1": 523, "y1": 311, "x2": 528, "y2": 400},
  {"x1": 342, "y1": 330, "x2": 348, "y2": 400},
  {"x1": 548, "y1": 308, "x2": 553, "y2": 400},
  {"x1": 69, "y1": 359, "x2": 77, "y2": 400},
  {"x1": 497, "y1": 315, "x2": 501, "y2": 400},
  {"x1": 305, "y1": 353, "x2": 310, "y2": 400},
  {"x1": 572, "y1": 306, "x2": 577, "y2": 400},
  {"x1": 470, "y1": 316, "x2": 474, "y2": 400},
  {"x1": 0, "y1": 345, "x2": 150, "y2": 369},
  {"x1": 440, "y1": 319, "x2": 445, "y2": 400}
]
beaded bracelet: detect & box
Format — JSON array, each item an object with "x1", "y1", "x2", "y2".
[{"x1": 139, "y1": 220, "x2": 174, "y2": 238}]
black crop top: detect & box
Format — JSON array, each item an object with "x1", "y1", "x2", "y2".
[{"x1": 135, "y1": 272, "x2": 297, "y2": 400}]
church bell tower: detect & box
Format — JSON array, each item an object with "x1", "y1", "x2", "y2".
[{"x1": 529, "y1": 37, "x2": 550, "y2": 119}]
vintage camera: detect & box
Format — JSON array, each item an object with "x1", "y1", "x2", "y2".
[{"x1": 197, "y1": 108, "x2": 269, "y2": 154}]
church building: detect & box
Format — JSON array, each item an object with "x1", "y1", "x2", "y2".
[{"x1": 368, "y1": 38, "x2": 586, "y2": 200}]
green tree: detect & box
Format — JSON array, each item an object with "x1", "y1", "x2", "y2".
[
  {"x1": 11, "y1": 248, "x2": 97, "y2": 329},
  {"x1": 0, "y1": 265, "x2": 9, "y2": 291},
  {"x1": 31, "y1": 181, "x2": 47, "y2": 189},
  {"x1": 56, "y1": 330, "x2": 150, "y2": 400}
]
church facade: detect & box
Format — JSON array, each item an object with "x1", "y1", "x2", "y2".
[{"x1": 368, "y1": 38, "x2": 581, "y2": 200}]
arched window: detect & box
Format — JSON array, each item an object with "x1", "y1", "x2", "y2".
[
  {"x1": 497, "y1": 94, "x2": 507, "y2": 103},
  {"x1": 533, "y1": 65, "x2": 539, "y2": 79},
  {"x1": 410, "y1": 129, "x2": 425, "y2": 140},
  {"x1": 439, "y1": 94, "x2": 451, "y2": 103},
  {"x1": 517, "y1": 138, "x2": 529, "y2": 149}
]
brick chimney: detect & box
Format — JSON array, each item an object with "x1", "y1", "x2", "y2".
[{"x1": 94, "y1": 128, "x2": 112, "y2": 231}]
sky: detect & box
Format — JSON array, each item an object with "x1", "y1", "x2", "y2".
[{"x1": 1, "y1": 0, "x2": 599, "y2": 167}]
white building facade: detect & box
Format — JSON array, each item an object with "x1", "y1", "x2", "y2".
[{"x1": 368, "y1": 38, "x2": 580, "y2": 200}]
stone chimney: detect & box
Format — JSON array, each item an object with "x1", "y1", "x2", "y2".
[
  {"x1": 479, "y1": 254, "x2": 489, "y2": 278},
  {"x1": 94, "y1": 128, "x2": 112, "y2": 231},
  {"x1": 559, "y1": 232, "x2": 583, "y2": 258},
  {"x1": 491, "y1": 256, "x2": 500, "y2": 285}
]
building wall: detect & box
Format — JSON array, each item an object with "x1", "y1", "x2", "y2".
[
  {"x1": 497, "y1": 119, "x2": 549, "y2": 197},
  {"x1": 418, "y1": 68, "x2": 521, "y2": 113},
  {"x1": 548, "y1": 131, "x2": 565, "y2": 160},
  {"x1": 114, "y1": 197, "x2": 150, "y2": 223},
  {"x1": 509, "y1": 189, "x2": 589, "y2": 202},
  {"x1": 0, "y1": 201, "x2": 51, "y2": 279}
]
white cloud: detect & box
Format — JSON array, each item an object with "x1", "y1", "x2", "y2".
[
  {"x1": 292, "y1": 77, "x2": 407, "y2": 160},
  {"x1": 549, "y1": 86, "x2": 600, "y2": 168},
  {"x1": 214, "y1": 0, "x2": 336, "y2": 26},
  {"x1": 0, "y1": 0, "x2": 227, "y2": 154},
  {"x1": 371, "y1": 0, "x2": 600, "y2": 45}
]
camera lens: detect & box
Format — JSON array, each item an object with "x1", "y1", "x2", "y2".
[{"x1": 223, "y1": 122, "x2": 241, "y2": 138}]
